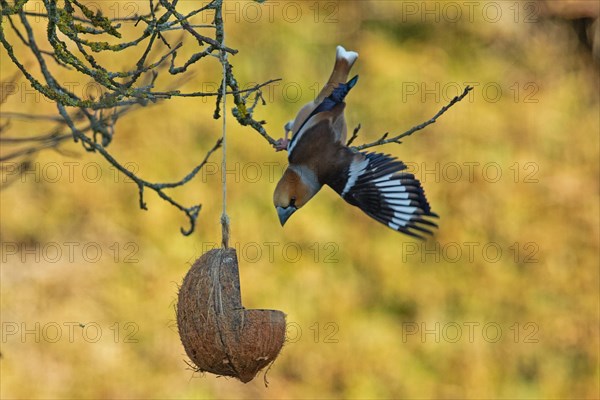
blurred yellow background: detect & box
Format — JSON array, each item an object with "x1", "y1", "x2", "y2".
[{"x1": 1, "y1": 1, "x2": 598, "y2": 398}]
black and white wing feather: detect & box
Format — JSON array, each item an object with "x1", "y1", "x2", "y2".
[{"x1": 337, "y1": 152, "x2": 438, "y2": 239}]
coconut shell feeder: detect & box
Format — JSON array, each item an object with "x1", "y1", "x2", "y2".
[
  {"x1": 176, "y1": 51, "x2": 286, "y2": 384},
  {"x1": 177, "y1": 247, "x2": 286, "y2": 383}
]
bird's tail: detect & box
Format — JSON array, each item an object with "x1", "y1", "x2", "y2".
[
  {"x1": 336, "y1": 45, "x2": 359, "y2": 66},
  {"x1": 340, "y1": 152, "x2": 438, "y2": 239},
  {"x1": 316, "y1": 45, "x2": 359, "y2": 103}
]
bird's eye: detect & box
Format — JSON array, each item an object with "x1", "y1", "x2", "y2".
[{"x1": 290, "y1": 197, "x2": 296, "y2": 207}]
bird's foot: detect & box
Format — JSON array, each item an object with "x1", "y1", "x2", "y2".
[{"x1": 273, "y1": 137, "x2": 289, "y2": 152}]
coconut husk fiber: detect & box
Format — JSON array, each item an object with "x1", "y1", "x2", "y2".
[{"x1": 177, "y1": 248, "x2": 286, "y2": 383}]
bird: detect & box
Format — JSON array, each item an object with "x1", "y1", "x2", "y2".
[{"x1": 273, "y1": 46, "x2": 438, "y2": 239}]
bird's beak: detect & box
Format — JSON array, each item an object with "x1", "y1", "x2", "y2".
[{"x1": 276, "y1": 206, "x2": 297, "y2": 226}]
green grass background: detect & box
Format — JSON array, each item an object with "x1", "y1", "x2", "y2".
[{"x1": 1, "y1": 1, "x2": 598, "y2": 398}]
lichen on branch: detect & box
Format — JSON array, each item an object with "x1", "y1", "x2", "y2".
[{"x1": 0, "y1": 0, "x2": 279, "y2": 235}]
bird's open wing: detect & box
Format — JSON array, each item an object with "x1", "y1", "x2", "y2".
[{"x1": 333, "y1": 151, "x2": 438, "y2": 239}]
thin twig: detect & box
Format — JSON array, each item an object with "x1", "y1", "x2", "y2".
[
  {"x1": 352, "y1": 86, "x2": 473, "y2": 151},
  {"x1": 345, "y1": 123, "x2": 361, "y2": 147}
]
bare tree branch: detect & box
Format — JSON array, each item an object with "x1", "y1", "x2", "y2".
[
  {"x1": 350, "y1": 86, "x2": 473, "y2": 150},
  {"x1": 0, "y1": 0, "x2": 280, "y2": 235}
]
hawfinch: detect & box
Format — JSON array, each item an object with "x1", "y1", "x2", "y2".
[{"x1": 273, "y1": 46, "x2": 438, "y2": 239}]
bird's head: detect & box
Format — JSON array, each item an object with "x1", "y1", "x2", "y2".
[{"x1": 273, "y1": 166, "x2": 320, "y2": 226}]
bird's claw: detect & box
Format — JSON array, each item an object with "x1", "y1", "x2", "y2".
[{"x1": 273, "y1": 138, "x2": 289, "y2": 152}]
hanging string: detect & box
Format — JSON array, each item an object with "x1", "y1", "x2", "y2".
[{"x1": 220, "y1": 42, "x2": 230, "y2": 249}]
